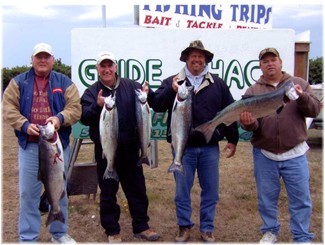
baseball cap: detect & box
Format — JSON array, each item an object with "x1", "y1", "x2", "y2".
[
  {"x1": 259, "y1": 48, "x2": 280, "y2": 60},
  {"x1": 32, "y1": 43, "x2": 53, "y2": 56},
  {"x1": 96, "y1": 51, "x2": 117, "y2": 65}
]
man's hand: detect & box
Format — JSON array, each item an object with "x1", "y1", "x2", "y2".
[
  {"x1": 294, "y1": 84, "x2": 303, "y2": 96},
  {"x1": 142, "y1": 81, "x2": 149, "y2": 94},
  {"x1": 223, "y1": 143, "x2": 236, "y2": 158},
  {"x1": 240, "y1": 111, "x2": 256, "y2": 127},
  {"x1": 172, "y1": 75, "x2": 180, "y2": 93},
  {"x1": 27, "y1": 123, "x2": 40, "y2": 136},
  {"x1": 46, "y1": 116, "x2": 61, "y2": 131},
  {"x1": 97, "y1": 89, "x2": 105, "y2": 107}
]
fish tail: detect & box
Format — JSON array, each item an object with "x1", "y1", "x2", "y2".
[
  {"x1": 46, "y1": 210, "x2": 65, "y2": 226},
  {"x1": 167, "y1": 161, "x2": 184, "y2": 174},
  {"x1": 195, "y1": 123, "x2": 215, "y2": 143},
  {"x1": 103, "y1": 169, "x2": 119, "y2": 182},
  {"x1": 137, "y1": 156, "x2": 150, "y2": 166}
]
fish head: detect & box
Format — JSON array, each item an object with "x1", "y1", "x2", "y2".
[
  {"x1": 38, "y1": 123, "x2": 55, "y2": 140},
  {"x1": 284, "y1": 81, "x2": 299, "y2": 101},
  {"x1": 37, "y1": 125, "x2": 46, "y2": 140},
  {"x1": 104, "y1": 95, "x2": 116, "y2": 110},
  {"x1": 135, "y1": 89, "x2": 147, "y2": 104},
  {"x1": 178, "y1": 81, "x2": 194, "y2": 100}
]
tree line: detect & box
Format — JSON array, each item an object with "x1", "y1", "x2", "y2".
[{"x1": 1, "y1": 57, "x2": 323, "y2": 93}]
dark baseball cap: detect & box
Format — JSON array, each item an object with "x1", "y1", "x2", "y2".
[{"x1": 259, "y1": 48, "x2": 280, "y2": 60}]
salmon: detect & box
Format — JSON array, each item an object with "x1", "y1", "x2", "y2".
[
  {"x1": 168, "y1": 80, "x2": 194, "y2": 174},
  {"x1": 99, "y1": 94, "x2": 119, "y2": 181},
  {"x1": 195, "y1": 80, "x2": 297, "y2": 143},
  {"x1": 135, "y1": 89, "x2": 153, "y2": 167},
  {"x1": 38, "y1": 123, "x2": 65, "y2": 226}
]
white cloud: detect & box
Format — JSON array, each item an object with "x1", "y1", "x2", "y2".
[
  {"x1": 0, "y1": 2, "x2": 322, "y2": 68},
  {"x1": 74, "y1": 6, "x2": 102, "y2": 21},
  {"x1": 2, "y1": 5, "x2": 59, "y2": 18},
  {"x1": 75, "y1": 5, "x2": 134, "y2": 21},
  {"x1": 2, "y1": 4, "x2": 134, "y2": 22},
  {"x1": 272, "y1": 4, "x2": 323, "y2": 19},
  {"x1": 105, "y1": 4, "x2": 134, "y2": 18}
]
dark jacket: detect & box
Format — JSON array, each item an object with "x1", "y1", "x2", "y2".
[
  {"x1": 80, "y1": 76, "x2": 141, "y2": 148},
  {"x1": 148, "y1": 72, "x2": 239, "y2": 146},
  {"x1": 2, "y1": 68, "x2": 81, "y2": 149}
]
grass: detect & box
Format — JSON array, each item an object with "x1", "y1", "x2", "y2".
[{"x1": 2, "y1": 121, "x2": 323, "y2": 243}]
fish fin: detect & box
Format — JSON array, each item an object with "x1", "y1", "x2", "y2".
[
  {"x1": 276, "y1": 105, "x2": 284, "y2": 114},
  {"x1": 137, "y1": 156, "x2": 150, "y2": 166},
  {"x1": 145, "y1": 104, "x2": 150, "y2": 114},
  {"x1": 103, "y1": 169, "x2": 119, "y2": 182},
  {"x1": 46, "y1": 210, "x2": 65, "y2": 226},
  {"x1": 241, "y1": 94, "x2": 254, "y2": 99},
  {"x1": 194, "y1": 122, "x2": 215, "y2": 143},
  {"x1": 37, "y1": 169, "x2": 43, "y2": 181},
  {"x1": 172, "y1": 101, "x2": 177, "y2": 112},
  {"x1": 167, "y1": 161, "x2": 184, "y2": 174},
  {"x1": 55, "y1": 141, "x2": 62, "y2": 157},
  {"x1": 60, "y1": 189, "x2": 66, "y2": 200},
  {"x1": 283, "y1": 95, "x2": 290, "y2": 103}
]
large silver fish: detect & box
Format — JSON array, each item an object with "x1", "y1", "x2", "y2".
[
  {"x1": 168, "y1": 80, "x2": 194, "y2": 174},
  {"x1": 195, "y1": 80, "x2": 297, "y2": 143},
  {"x1": 135, "y1": 88, "x2": 153, "y2": 167},
  {"x1": 38, "y1": 123, "x2": 65, "y2": 227},
  {"x1": 99, "y1": 94, "x2": 119, "y2": 181}
]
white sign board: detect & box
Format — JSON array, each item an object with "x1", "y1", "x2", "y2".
[
  {"x1": 71, "y1": 27, "x2": 295, "y2": 101},
  {"x1": 139, "y1": 4, "x2": 273, "y2": 29}
]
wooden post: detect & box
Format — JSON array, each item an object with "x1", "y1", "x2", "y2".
[{"x1": 294, "y1": 42, "x2": 310, "y2": 81}]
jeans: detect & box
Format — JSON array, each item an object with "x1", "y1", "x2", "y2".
[
  {"x1": 173, "y1": 144, "x2": 219, "y2": 232},
  {"x1": 18, "y1": 142, "x2": 70, "y2": 242},
  {"x1": 253, "y1": 147, "x2": 315, "y2": 242}
]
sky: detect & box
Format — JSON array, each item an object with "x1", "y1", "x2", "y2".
[{"x1": 0, "y1": 3, "x2": 324, "y2": 68}]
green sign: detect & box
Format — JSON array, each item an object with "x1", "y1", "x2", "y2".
[
  {"x1": 72, "y1": 111, "x2": 251, "y2": 141},
  {"x1": 72, "y1": 121, "x2": 90, "y2": 139},
  {"x1": 71, "y1": 111, "x2": 167, "y2": 140}
]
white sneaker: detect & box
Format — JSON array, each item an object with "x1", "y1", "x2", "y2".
[
  {"x1": 51, "y1": 234, "x2": 76, "y2": 244},
  {"x1": 259, "y1": 231, "x2": 277, "y2": 243}
]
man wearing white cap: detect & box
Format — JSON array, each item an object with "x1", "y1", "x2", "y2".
[
  {"x1": 3, "y1": 42, "x2": 81, "y2": 243},
  {"x1": 80, "y1": 51, "x2": 160, "y2": 243}
]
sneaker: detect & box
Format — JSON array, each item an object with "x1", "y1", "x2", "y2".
[
  {"x1": 108, "y1": 234, "x2": 122, "y2": 243},
  {"x1": 134, "y1": 228, "x2": 160, "y2": 241},
  {"x1": 175, "y1": 226, "x2": 190, "y2": 242},
  {"x1": 201, "y1": 231, "x2": 215, "y2": 242},
  {"x1": 259, "y1": 231, "x2": 277, "y2": 244},
  {"x1": 51, "y1": 234, "x2": 76, "y2": 244}
]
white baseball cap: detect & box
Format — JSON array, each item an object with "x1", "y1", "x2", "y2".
[
  {"x1": 32, "y1": 43, "x2": 53, "y2": 56},
  {"x1": 96, "y1": 51, "x2": 116, "y2": 65}
]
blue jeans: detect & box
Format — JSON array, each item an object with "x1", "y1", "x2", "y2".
[
  {"x1": 18, "y1": 142, "x2": 70, "y2": 242},
  {"x1": 173, "y1": 144, "x2": 219, "y2": 233},
  {"x1": 253, "y1": 147, "x2": 315, "y2": 242}
]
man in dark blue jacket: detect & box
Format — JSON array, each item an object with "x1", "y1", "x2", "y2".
[
  {"x1": 147, "y1": 40, "x2": 239, "y2": 242},
  {"x1": 80, "y1": 51, "x2": 159, "y2": 243}
]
